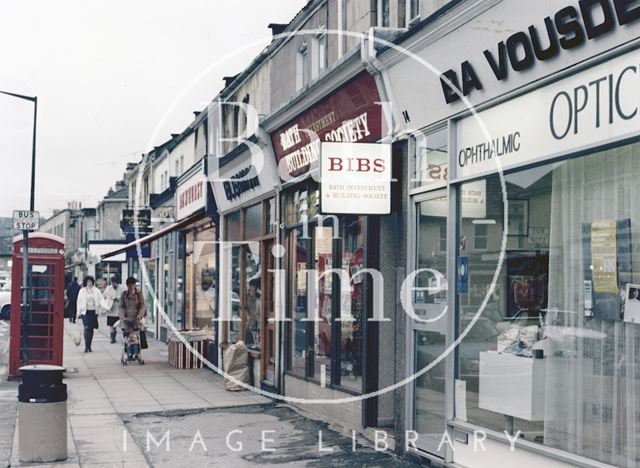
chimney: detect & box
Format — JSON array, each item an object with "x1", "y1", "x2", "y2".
[
  {"x1": 268, "y1": 23, "x2": 288, "y2": 37},
  {"x1": 223, "y1": 74, "x2": 239, "y2": 87}
]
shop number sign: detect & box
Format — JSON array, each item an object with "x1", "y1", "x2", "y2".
[
  {"x1": 13, "y1": 210, "x2": 40, "y2": 231},
  {"x1": 320, "y1": 142, "x2": 391, "y2": 215}
]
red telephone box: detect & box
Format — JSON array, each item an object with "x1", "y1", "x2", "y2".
[{"x1": 9, "y1": 233, "x2": 66, "y2": 379}]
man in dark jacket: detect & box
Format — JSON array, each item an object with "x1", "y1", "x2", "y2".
[{"x1": 65, "y1": 277, "x2": 81, "y2": 323}]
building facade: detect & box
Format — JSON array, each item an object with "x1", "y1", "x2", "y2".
[{"x1": 99, "y1": 0, "x2": 640, "y2": 466}]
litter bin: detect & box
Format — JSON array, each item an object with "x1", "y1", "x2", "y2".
[{"x1": 18, "y1": 364, "x2": 67, "y2": 462}]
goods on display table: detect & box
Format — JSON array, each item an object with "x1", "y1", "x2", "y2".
[{"x1": 168, "y1": 328, "x2": 214, "y2": 369}]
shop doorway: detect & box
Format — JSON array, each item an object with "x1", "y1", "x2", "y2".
[
  {"x1": 262, "y1": 239, "x2": 276, "y2": 384},
  {"x1": 411, "y1": 189, "x2": 448, "y2": 456}
]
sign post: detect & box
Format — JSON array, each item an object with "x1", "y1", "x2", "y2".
[{"x1": 13, "y1": 210, "x2": 40, "y2": 365}]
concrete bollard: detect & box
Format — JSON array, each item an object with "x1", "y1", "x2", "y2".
[{"x1": 18, "y1": 364, "x2": 68, "y2": 462}]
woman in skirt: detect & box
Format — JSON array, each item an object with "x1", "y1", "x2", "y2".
[{"x1": 76, "y1": 276, "x2": 104, "y2": 353}]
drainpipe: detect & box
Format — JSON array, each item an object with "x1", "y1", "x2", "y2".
[{"x1": 360, "y1": 26, "x2": 406, "y2": 141}]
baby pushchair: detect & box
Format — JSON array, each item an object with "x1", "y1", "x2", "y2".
[{"x1": 119, "y1": 319, "x2": 145, "y2": 366}]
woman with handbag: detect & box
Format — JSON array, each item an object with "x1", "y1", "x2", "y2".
[{"x1": 76, "y1": 276, "x2": 105, "y2": 353}]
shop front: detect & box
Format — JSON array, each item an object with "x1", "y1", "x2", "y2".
[
  {"x1": 378, "y1": 0, "x2": 640, "y2": 466},
  {"x1": 173, "y1": 158, "x2": 217, "y2": 360},
  {"x1": 265, "y1": 70, "x2": 398, "y2": 429},
  {"x1": 210, "y1": 128, "x2": 280, "y2": 390}
]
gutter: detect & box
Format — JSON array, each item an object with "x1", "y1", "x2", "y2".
[{"x1": 360, "y1": 27, "x2": 406, "y2": 140}]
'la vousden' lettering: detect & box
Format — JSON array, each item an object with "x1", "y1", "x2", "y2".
[
  {"x1": 441, "y1": 0, "x2": 640, "y2": 104},
  {"x1": 223, "y1": 167, "x2": 260, "y2": 201}
]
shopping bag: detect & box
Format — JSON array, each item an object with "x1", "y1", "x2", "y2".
[
  {"x1": 73, "y1": 322, "x2": 83, "y2": 346},
  {"x1": 140, "y1": 330, "x2": 148, "y2": 349}
]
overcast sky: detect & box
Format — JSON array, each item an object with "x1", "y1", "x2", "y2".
[{"x1": 0, "y1": 0, "x2": 306, "y2": 219}]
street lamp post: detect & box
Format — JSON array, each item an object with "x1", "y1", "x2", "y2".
[{"x1": 1, "y1": 90, "x2": 38, "y2": 365}]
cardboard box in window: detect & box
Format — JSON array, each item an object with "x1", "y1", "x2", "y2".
[{"x1": 478, "y1": 351, "x2": 546, "y2": 421}]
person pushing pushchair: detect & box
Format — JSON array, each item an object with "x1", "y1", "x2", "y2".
[{"x1": 118, "y1": 277, "x2": 146, "y2": 365}]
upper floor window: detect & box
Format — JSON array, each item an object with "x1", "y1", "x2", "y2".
[
  {"x1": 311, "y1": 31, "x2": 326, "y2": 80},
  {"x1": 408, "y1": 0, "x2": 420, "y2": 24},
  {"x1": 378, "y1": 0, "x2": 390, "y2": 27},
  {"x1": 296, "y1": 43, "x2": 311, "y2": 90}
]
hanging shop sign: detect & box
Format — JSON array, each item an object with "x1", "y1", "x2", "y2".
[
  {"x1": 271, "y1": 72, "x2": 384, "y2": 181},
  {"x1": 120, "y1": 209, "x2": 152, "y2": 233},
  {"x1": 176, "y1": 171, "x2": 206, "y2": 221},
  {"x1": 320, "y1": 142, "x2": 391, "y2": 215},
  {"x1": 455, "y1": 47, "x2": 640, "y2": 180},
  {"x1": 209, "y1": 131, "x2": 280, "y2": 213}
]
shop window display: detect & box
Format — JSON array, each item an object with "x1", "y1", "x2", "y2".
[
  {"x1": 339, "y1": 216, "x2": 364, "y2": 390},
  {"x1": 223, "y1": 201, "x2": 275, "y2": 369},
  {"x1": 183, "y1": 222, "x2": 216, "y2": 331},
  {"x1": 288, "y1": 226, "x2": 308, "y2": 376},
  {"x1": 284, "y1": 184, "x2": 366, "y2": 393},
  {"x1": 313, "y1": 223, "x2": 333, "y2": 378},
  {"x1": 457, "y1": 142, "x2": 640, "y2": 467}
]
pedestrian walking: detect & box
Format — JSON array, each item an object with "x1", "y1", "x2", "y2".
[
  {"x1": 119, "y1": 277, "x2": 146, "y2": 361},
  {"x1": 65, "y1": 277, "x2": 81, "y2": 323},
  {"x1": 76, "y1": 276, "x2": 105, "y2": 353},
  {"x1": 103, "y1": 276, "x2": 126, "y2": 343}
]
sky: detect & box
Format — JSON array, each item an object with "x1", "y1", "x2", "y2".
[{"x1": 0, "y1": 0, "x2": 306, "y2": 219}]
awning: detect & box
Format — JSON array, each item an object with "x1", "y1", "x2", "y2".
[{"x1": 100, "y1": 211, "x2": 206, "y2": 260}]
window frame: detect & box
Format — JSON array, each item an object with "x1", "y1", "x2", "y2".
[{"x1": 282, "y1": 183, "x2": 368, "y2": 395}]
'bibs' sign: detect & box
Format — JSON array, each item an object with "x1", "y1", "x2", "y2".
[
  {"x1": 320, "y1": 142, "x2": 391, "y2": 215},
  {"x1": 176, "y1": 175, "x2": 205, "y2": 220},
  {"x1": 271, "y1": 72, "x2": 384, "y2": 181},
  {"x1": 456, "y1": 47, "x2": 640, "y2": 179}
]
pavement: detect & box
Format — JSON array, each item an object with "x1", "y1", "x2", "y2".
[{"x1": 0, "y1": 319, "x2": 420, "y2": 467}]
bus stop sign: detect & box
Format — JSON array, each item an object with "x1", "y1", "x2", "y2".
[{"x1": 13, "y1": 210, "x2": 40, "y2": 231}]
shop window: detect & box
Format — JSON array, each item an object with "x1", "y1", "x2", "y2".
[
  {"x1": 339, "y1": 215, "x2": 365, "y2": 390},
  {"x1": 288, "y1": 226, "x2": 308, "y2": 376},
  {"x1": 283, "y1": 183, "x2": 365, "y2": 392},
  {"x1": 265, "y1": 198, "x2": 276, "y2": 235},
  {"x1": 314, "y1": 221, "x2": 334, "y2": 381},
  {"x1": 244, "y1": 203, "x2": 262, "y2": 240},
  {"x1": 229, "y1": 245, "x2": 241, "y2": 343},
  {"x1": 284, "y1": 188, "x2": 309, "y2": 226},
  {"x1": 413, "y1": 127, "x2": 448, "y2": 191},
  {"x1": 456, "y1": 142, "x2": 640, "y2": 467},
  {"x1": 244, "y1": 245, "x2": 261, "y2": 351},
  {"x1": 223, "y1": 202, "x2": 275, "y2": 367},
  {"x1": 226, "y1": 210, "x2": 241, "y2": 241},
  {"x1": 185, "y1": 224, "x2": 216, "y2": 330}
]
